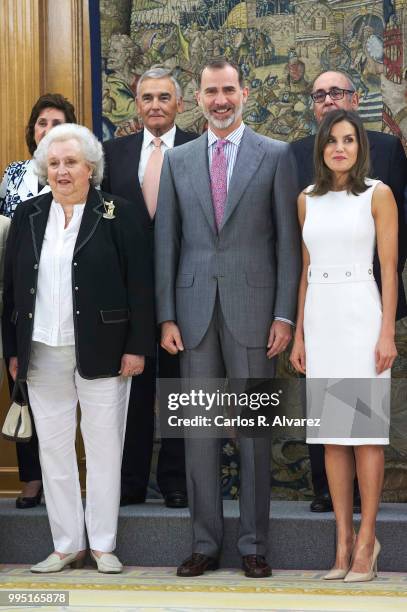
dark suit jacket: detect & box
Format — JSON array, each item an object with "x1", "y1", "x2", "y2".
[
  {"x1": 102, "y1": 127, "x2": 198, "y2": 225},
  {"x1": 102, "y1": 127, "x2": 196, "y2": 493},
  {"x1": 2, "y1": 187, "x2": 155, "y2": 381},
  {"x1": 291, "y1": 130, "x2": 407, "y2": 320}
]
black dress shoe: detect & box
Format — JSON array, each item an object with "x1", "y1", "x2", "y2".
[
  {"x1": 16, "y1": 486, "x2": 42, "y2": 509},
  {"x1": 242, "y1": 555, "x2": 272, "y2": 578},
  {"x1": 310, "y1": 492, "x2": 333, "y2": 512},
  {"x1": 164, "y1": 491, "x2": 188, "y2": 508},
  {"x1": 177, "y1": 553, "x2": 219, "y2": 577},
  {"x1": 120, "y1": 493, "x2": 146, "y2": 506}
]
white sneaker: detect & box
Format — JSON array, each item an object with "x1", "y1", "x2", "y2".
[
  {"x1": 90, "y1": 550, "x2": 123, "y2": 573},
  {"x1": 31, "y1": 552, "x2": 85, "y2": 573}
]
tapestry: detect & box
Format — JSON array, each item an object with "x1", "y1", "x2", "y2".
[
  {"x1": 98, "y1": 0, "x2": 407, "y2": 500},
  {"x1": 100, "y1": 0, "x2": 407, "y2": 144}
]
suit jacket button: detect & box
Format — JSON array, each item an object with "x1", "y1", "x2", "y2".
[
  {"x1": 30, "y1": 288, "x2": 35, "y2": 294},
  {"x1": 73, "y1": 262, "x2": 77, "y2": 266},
  {"x1": 34, "y1": 264, "x2": 38, "y2": 270},
  {"x1": 75, "y1": 286, "x2": 79, "y2": 291},
  {"x1": 76, "y1": 310, "x2": 80, "y2": 315},
  {"x1": 28, "y1": 313, "x2": 33, "y2": 318}
]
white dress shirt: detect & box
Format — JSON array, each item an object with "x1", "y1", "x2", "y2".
[
  {"x1": 33, "y1": 200, "x2": 85, "y2": 346},
  {"x1": 138, "y1": 125, "x2": 176, "y2": 185},
  {"x1": 207, "y1": 123, "x2": 245, "y2": 190}
]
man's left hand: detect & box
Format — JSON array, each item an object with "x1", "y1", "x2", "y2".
[{"x1": 266, "y1": 321, "x2": 292, "y2": 359}]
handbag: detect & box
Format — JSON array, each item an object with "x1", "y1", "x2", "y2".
[{"x1": 1, "y1": 381, "x2": 32, "y2": 442}]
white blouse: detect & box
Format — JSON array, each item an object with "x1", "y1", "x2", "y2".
[{"x1": 33, "y1": 200, "x2": 85, "y2": 346}]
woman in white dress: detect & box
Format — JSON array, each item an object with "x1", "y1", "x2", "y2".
[{"x1": 290, "y1": 109, "x2": 398, "y2": 582}]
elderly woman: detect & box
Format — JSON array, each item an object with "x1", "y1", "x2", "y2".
[
  {"x1": 0, "y1": 93, "x2": 77, "y2": 509},
  {"x1": 3, "y1": 123, "x2": 155, "y2": 573}
]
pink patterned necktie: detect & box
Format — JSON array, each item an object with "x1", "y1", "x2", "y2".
[
  {"x1": 210, "y1": 139, "x2": 228, "y2": 230},
  {"x1": 142, "y1": 137, "x2": 163, "y2": 218}
]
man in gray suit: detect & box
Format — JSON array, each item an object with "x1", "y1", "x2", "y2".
[{"x1": 155, "y1": 59, "x2": 301, "y2": 578}]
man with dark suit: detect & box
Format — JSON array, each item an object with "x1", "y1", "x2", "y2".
[
  {"x1": 102, "y1": 68, "x2": 198, "y2": 508},
  {"x1": 155, "y1": 59, "x2": 301, "y2": 577},
  {"x1": 291, "y1": 69, "x2": 407, "y2": 513}
]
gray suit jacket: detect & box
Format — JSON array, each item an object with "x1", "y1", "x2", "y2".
[{"x1": 155, "y1": 126, "x2": 301, "y2": 349}]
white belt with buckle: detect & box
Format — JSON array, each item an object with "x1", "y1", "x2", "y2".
[{"x1": 307, "y1": 264, "x2": 374, "y2": 284}]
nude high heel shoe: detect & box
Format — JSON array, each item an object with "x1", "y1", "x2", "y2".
[
  {"x1": 323, "y1": 531, "x2": 356, "y2": 580},
  {"x1": 344, "y1": 538, "x2": 381, "y2": 583},
  {"x1": 323, "y1": 566, "x2": 349, "y2": 580}
]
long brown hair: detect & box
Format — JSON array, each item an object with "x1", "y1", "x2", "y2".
[{"x1": 310, "y1": 109, "x2": 370, "y2": 196}]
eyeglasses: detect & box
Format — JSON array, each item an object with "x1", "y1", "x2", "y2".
[{"x1": 310, "y1": 87, "x2": 355, "y2": 103}]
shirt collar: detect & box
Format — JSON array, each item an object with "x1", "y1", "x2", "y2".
[
  {"x1": 142, "y1": 125, "x2": 177, "y2": 150},
  {"x1": 52, "y1": 199, "x2": 86, "y2": 217},
  {"x1": 207, "y1": 122, "x2": 245, "y2": 148},
  {"x1": 52, "y1": 199, "x2": 86, "y2": 208}
]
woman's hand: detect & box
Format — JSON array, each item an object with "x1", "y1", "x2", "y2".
[
  {"x1": 375, "y1": 333, "x2": 397, "y2": 375},
  {"x1": 9, "y1": 357, "x2": 18, "y2": 381},
  {"x1": 119, "y1": 354, "x2": 145, "y2": 377},
  {"x1": 289, "y1": 336, "x2": 306, "y2": 374}
]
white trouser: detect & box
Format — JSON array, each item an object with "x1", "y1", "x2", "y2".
[{"x1": 27, "y1": 342, "x2": 130, "y2": 553}]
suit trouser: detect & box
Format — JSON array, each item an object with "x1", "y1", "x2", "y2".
[
  {"x1": 121, "y1": 344, "x2": 186, "y2": 497},
  {"x1": 27, "y1": 342, "x2": 130, "y2": 553},
  {"x1": 308, "y1": 444, "x2": 329, "y2": 496},
  {"x1": 16, "y1": 423, "x2": 42, "y2": 482},
  {"x1": 180, "y1": 297, "x2": 275, "y2": 558}
]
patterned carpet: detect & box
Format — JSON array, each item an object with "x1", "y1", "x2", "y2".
[{"x1": 1, "y1": 566, "x2": 407, "y2": 611}]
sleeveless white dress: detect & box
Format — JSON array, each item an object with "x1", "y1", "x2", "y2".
[{"x1": 303, "y1": 179, "x2": 390, "y2": 445}]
